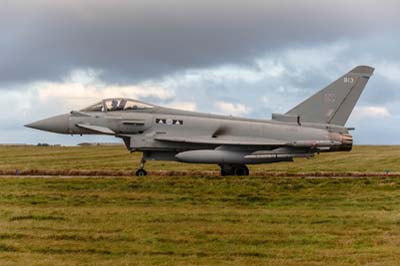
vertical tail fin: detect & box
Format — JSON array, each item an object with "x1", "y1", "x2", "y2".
[{"x1": 286, "y1": 65, "x2": 374, "y2": 126}]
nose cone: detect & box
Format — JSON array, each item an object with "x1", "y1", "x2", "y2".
[{"x1": 25, "y1": 113, "x2": 70, "y2": 134}]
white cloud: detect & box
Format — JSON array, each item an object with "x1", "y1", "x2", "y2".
[
  {"x1": 0, "y1": 69, "x2": 176, "y2": 131},
  {"x1": 163, "y1": 66, "x2": 263, "y2": 85},
  {"x1": 157, "y1": 58, "x2": 287, "y2": 87},
  {"x1": 375, "y1": 62, "x2": 400, "y2": 84},
  {"x1": 29, "y1": 69, "x2": 175, "y2": 111},
  {"x1": 285, "y1": 42, "x2": 348, "y2": 67},
  {"x1": 214, "y1": 101, "x2": 251, "y2": 116},
  {"x1": 166, "y1": 101, "x2": 197, "y2": 111},
  {"x1": 352, "y1": 106, "x2": 391, "y2": 119},
  {"x1": 282, "y1": 41, "x2": 350, "y2": 80},
  {"x1": 37, "y1": 83, "x2": 173, "y2": 109},
  {"x1": 255, "y1": 59, "x2": 285, "y2": 78},
  {"x1": 4, "y1": 40, "x2": 400, "y2": 145}
]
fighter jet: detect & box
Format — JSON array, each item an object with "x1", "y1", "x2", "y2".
[{"x1": 26, "y1": 66, "x2": 374, "y2": 176}]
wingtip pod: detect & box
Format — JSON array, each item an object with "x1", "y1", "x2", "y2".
[{"x1": 351, "y1": 65, "x2": 374, "y2": 77}]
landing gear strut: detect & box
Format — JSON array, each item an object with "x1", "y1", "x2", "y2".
[
  {"x1": 219, "y1": 164, "x2": 249, "y2": 176},
  {"x1": 135, "y1": 157, "x2": 147, "y2": 176}
]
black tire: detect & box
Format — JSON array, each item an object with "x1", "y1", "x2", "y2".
[
  {"x1": 234, "y1": 165, "x2": 249, "y2": 176},
  {"x1": 243, "y1": 165, "x2": 249, "y2": 176},
  {"x1": 220, "y1": 169, "x2": 229, "y2": 176},
  {"x1": 220, "y1": 164, "x2": 249, "y2": 176},
  {"x1": 234, "y1": 167, "x2": 244, "y2": 176},
  {"x1": 219, "y1": 164, "x2": 233, "y2": 176},
  {"x1": 136, "y1": 169, "x2": 147, "y2": 176}
]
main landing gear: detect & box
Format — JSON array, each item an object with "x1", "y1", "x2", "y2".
[
  {"x1": 219, "y1": 164, "x2": 249, "y2": 176},
  {"x1": 135, "y1": 157, "x2": 147, "y2": 176}
]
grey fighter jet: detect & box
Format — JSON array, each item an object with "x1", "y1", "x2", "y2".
[{"x1": 26, "y1": 66, "x2": 374, "y2": 176}]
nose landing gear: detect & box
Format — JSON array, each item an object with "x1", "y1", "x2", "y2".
[
  {"x1": 135, "y1": 157, "x2": 147, "y2": 176},
  {"x1": 135, "y1": 168, "x2": 147, "y2": 176}
]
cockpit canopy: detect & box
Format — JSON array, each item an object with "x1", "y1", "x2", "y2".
[{"x1": 81, "y1": 98, "x2": 154, "y2": 112}]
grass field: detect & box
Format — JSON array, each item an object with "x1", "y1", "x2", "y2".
[
  {"x1": 0, "y1": 145, "x2": 400, "y2": 265},
  {"x1": 0, "y1": 145, "x2": 400, "y2": 173}
]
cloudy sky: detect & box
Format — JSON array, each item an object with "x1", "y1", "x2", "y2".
[{"x1": 1, "y1": 0, "x2": 400, "y2": 145}]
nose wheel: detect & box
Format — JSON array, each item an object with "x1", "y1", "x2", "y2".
[
  {"x1": 135, "y1": 157, "x2": 147, "y2": 176},
  {"x1": 135, "y1": 169, "x2": 147, "y2": 176}
]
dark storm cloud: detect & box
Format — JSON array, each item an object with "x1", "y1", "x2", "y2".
[{"x1": 1, "y1": 0, "x2": 399, "y2": 85}]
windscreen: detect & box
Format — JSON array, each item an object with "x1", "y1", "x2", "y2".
[
  {"x1": 104, "y1": 99, "x2": 153, "y2": 111},
  {"x1": 81, "y1": 102, "x2": 104, "y2": 112}
]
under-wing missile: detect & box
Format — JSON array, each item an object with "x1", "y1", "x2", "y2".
[{"x1": 244, "y1": 147, "x2": 312, "y2": 160}]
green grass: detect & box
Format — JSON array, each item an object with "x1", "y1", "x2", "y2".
[
  {"x1": 0, "y1": 145, "x2": 400, "y2": 265},
  {"x1": 0, "y1": 176, "x2": 400, "y2": 265},
  {"x1": 0, "y1": 145, "x2": 400, "y2": 173}
]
